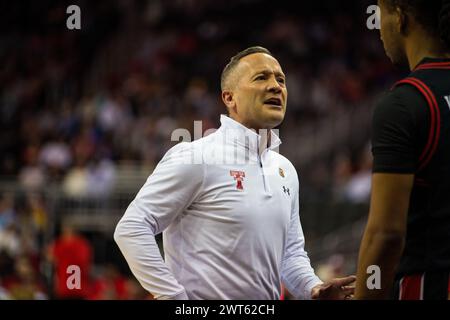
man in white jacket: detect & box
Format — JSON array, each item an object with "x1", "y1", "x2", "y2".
[{"x1": 114, "y1": 46, "x2": 355, "y2": 300}]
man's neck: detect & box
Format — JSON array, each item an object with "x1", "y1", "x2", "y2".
[{"x1": 406, "y1": 32, "x2": 450, "y2": 70}]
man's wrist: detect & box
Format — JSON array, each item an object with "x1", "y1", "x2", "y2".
[
  {"x1": 308, "y1": 279, "x2": 325, "y2": 299},
  {"x1": 310, "y1": 284, "x2": 323, "y2": 299}
]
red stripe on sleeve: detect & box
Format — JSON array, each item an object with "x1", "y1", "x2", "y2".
[
  {"x1": 407, "y1": 78, "x2": 441, "y2": 171},
  {"x1": 394, "y1": 79, "x2": 436, "y2": 164}
]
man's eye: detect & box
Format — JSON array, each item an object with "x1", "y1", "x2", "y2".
[
  {"x1": 255, "y1": 75, "x2": 266, "y2": 80},
  {"x1": 277, "y1": 78, "x2": 285, "y2": 83}
]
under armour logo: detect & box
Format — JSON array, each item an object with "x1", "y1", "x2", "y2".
[
  {"x1": 282, "y1": 186, "x2": 290, "y2": 196},
  {"x1": 230, "y1": 170, "x2": 245, "y2": 190}
]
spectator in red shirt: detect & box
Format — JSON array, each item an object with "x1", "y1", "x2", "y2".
[{"x1": 47, "y1": 222, "x2": 93, "y2": 299}]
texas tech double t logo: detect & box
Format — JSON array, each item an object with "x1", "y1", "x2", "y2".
[{"x1": 230, "y1": 170, "x2": 245, "y2": 190}]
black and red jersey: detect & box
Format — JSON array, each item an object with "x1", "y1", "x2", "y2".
[{"x1": 372, "y1": 57, "x2": 450, "y2": 299}]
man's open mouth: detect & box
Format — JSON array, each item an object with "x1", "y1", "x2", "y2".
[{"x1": 264, "y1": 97, "x2": 282, "y2": 107}]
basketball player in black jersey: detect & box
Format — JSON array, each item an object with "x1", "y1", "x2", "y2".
[{"x1": 355, "y1": 0, "x2": 450, "y2": 299}]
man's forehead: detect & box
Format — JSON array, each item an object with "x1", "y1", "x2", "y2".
[{"x1": 238, "y1": 53, "x2": 283, "y2": 74}]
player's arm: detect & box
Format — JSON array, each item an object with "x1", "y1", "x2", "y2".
[
  {"x1": 355, "y1": 86, "x2": 425, "y2": 299},
  {"x1": 114, "y1": 142, "x2": 203, "y2": 300},
  {"x1": 355, "y1": 172, "x2": 413, "y2": 299}
]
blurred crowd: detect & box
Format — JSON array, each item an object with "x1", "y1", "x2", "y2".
[
  {"x1": 0, "y1": 191, "x2": 148, "y2": 299},
  {"x1": 0, "y1": 0, "x2": 407, "y2": 299},
  {"x1": 1, "y1": 0, "x2": 403, "y2": 198}
]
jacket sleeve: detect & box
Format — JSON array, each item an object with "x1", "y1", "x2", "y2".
[
  {"x1": 280, "y1": 173, "x2": 323, "y2": 299},
  {"x1": 114, "y1": 142, "x2": 204, "y2": 300}
]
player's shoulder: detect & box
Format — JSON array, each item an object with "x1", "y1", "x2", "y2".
[
  {"x1": 380, "y1": 82, "x2": 425, "y2": 107},
  {"x1": 391, "y1": 77, "x2": 431, "y2": 98},
  {"x1": 374, "y1": 82, "x2": 428, "y2": 120}
]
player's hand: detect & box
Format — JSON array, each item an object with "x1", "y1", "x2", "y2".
[{"x1": 311, "y1": 275, "x2": 356, "y2": 300}]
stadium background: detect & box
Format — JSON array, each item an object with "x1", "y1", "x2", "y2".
[{"x1": 0, "y1": 0, "x2": 408, "y2": 299}]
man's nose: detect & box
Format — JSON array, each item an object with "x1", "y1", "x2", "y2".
[{"x1": 267, "y1": 77, "x2": 282, "y2": 93}]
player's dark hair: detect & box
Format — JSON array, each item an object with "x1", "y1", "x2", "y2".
[
  {"x1": 383, "y1": 0, "x2": 450, "y2": 49},
  {"x1": 221, "y1": 46, "x2": 273, "y2": 91}
]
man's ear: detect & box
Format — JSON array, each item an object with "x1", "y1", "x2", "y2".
[
  {"x1": 396, "y1": 6, "x2": 409, "y2": 35},
  {"x1": 222, "y1": 90, "x2": 235, "y2": 111}
]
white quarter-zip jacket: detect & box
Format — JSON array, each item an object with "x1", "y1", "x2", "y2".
[{"x1": 114, "y1": 115, "x2": 322, "y2": 300}]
